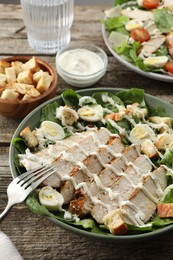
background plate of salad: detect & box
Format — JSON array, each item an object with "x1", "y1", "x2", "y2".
[{"x1": 102, "y1": 0, "x2": 173, "y2": 82}]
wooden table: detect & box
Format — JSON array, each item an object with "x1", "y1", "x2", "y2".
[{"x1": 0, "y1": 3, "x2": 173, "y2": 260}]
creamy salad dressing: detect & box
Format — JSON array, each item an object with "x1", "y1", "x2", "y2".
[
  {"x1": 58, "y1": 48, "x2": 104, "y2": 76},
  {"x1": 18, "y1": 92, "x2": 173, "y2": 228}
]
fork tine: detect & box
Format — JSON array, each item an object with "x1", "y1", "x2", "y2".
[
  {"x1": 18, "y1": 164, "x2": 51, "y2": 186},
  {"x1": 23, "y1": 165, "x2": 56, "y2": 190},
  {"x1": 16, "y1": 165, "x2": 47, "y2": 182},
  {"x1": 28, "y1": 168, "x2": 58, "y2": 191}
]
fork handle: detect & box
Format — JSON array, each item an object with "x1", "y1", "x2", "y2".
[{"x1": 0, "y1": 201, "x2": 13, "y2": 222}]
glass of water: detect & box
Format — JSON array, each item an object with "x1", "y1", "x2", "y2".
[{"x1": 20, "y1": 0, "x2": 74, "y2": 54}]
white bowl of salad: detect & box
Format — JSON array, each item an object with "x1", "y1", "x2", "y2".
[
  {"x1": 102, "y1": 0, "x2": 173, "y2": 82},
  {"x1": 9, "y1": 87, "x2": 173, "y2": 241}
]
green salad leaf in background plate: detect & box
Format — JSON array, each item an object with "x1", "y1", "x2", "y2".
[{"x1": 102, "y1": 0, "x2": 173, "y2": 82}]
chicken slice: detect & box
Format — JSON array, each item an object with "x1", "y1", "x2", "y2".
[
  {"x1": 91, "y1": 155, "x2": 153, "y2": 223},
  {"x1": 19, "y1": 129, "x2": 94, "y2": 170},
  {"x1": 102, "y1": 166, "x2": 167, "y2": 234},
  {"x1": 42, "y1": 127, "x2": 112, "y2": 187},
  {"x1": 121, "y1": 9, "x2": 153, "y2": 21},
  {"x1": 60, "y1": 135, "x2": 125, "y2": 203},
  {"x1": 163, "y1": 0, "x2": 173, "y2": 11},
  {"x1": 121, "y1": 166, "x2": 167, "y2": 226},
  {"x1": 140, "y1": 35, "x2": 165, "y2": 56}
]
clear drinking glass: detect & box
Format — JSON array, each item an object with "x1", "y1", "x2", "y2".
[{"x1": 20, "y1": 0, "x2": 74, "y2": 54}]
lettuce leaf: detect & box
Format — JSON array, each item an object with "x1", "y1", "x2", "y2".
[
  {"x1": 104, "y1": 16, "x2": 129, "y2": 31},
  {"x1": 113, "y1": 0, "x2": 133, "y2": 6},
  {"x1": 160, "y1": 150, "x2": 173, "y2": 168},
  {"x1": 92, "y1": 91, "x2": 124, "y2": 112},
  {"x1": 116, "y1": 88, "x2": 146, "y2": 106},
  {"x1": 61, "y1": 89, "x2": 80, "y2": 110},
  {"x1": 40, "y1": 101, "x2": 60, "y2": 123},
  {"x1": 154, "y1": 8, "x2": 173, "y2": 33}
]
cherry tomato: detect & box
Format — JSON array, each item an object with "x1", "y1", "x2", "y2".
[
  {"x1": 143, "y1": 0, "x2": 160, "y2": 10},
  {"x1": 130, "y1": 28, "x2": 150, "y2": 43},
  {"x1": 165, "y1": 61, "x2": 173, "y2": 74}
]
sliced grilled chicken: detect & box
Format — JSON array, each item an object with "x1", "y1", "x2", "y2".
[
  {"x1": 121, "y1": 166, "x2": 167, "y2": 225},
  {"x1": 69, "y1": 145, "x2": 140, "y2": 217},
  {"x1": 91, "y1": 155, "x2": 153, "y2": 223},
  {"x1": 103, "y1": 166, "x2": 167, "y2": 234},
  {"x1": 69, "y1": 144, "x2": 140, "y2": 214},
  {"x1": 19, "y1": 129, "x2": 95, "y2": 170},
  {"x1": 140, "y1": 35, "x2": 165, "y2": 55},
  {"x1": 163, "y1": 0, "x2": 173, "y2": 11},
  {"x1": 98, "y1": 145, "x2": 140, "y2": 188},
  {"x1": 42, "y1": 127, "x2": 112, "y2": 187},
  {"x1": 61, "y1": 135, "x2": 125, "y2": 203},
  {"x1": 121, "y1": 9, "x2": 153, "y2": 21},
  {"x1": 165, "y1": 32, "x2": 173, "y2": 58}
]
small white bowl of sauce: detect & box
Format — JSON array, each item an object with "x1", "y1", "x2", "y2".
[{"x1": 56, "y1": 42, "x2": 108, "y2": 88}]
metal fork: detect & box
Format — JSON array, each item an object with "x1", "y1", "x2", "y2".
[{"x1": 0, "y1": 164, "x2": 57, "y2": 221}]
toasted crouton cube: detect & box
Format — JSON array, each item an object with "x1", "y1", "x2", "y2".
[
  {"x1": 157, "y1": 203, "x2": 173, "y2": 218},
  {"x1": 155, "y1": 133, "x2": 173, "y2": 151},
  {"x1": 126, "y1": 102, "x2": 148, "y2": 119},
  {"x1": 149, "y1": 116, "x2": 172, "y2": 133},
  {"x1": 22, "y1": 57, "x2": 40, "y2": 72},
  {"x1": 0, "y1": 60, "x2": 10, "y2": 74},
  {"x1": 22, "y1": 94, "x2": 32, "y2": 101},
  {"x1": 33, "y1": 70, "x2": 49, "y2": 83},
  {"x1": 36, "y1": 74, "x2": 53, "y2": 94},
  {"x1": 11, "y1": 61, "x2": 23, "y2": 75},
  {"x1": 17, "y1": 69, "x2": 33, "y2": 84},
  {"x1": 141, "y1": 139, "x2": 158, "y2": 158},
  {"x1": 105, "y1": 112, "x2": 123, "y2": 121},
  {"x1": 27, "y1": 86, "x2": 40, "y2": 97},
  {"x1": 103, "y1": 209, "x2": 128, "y2": 235},
  {"x1": 0, "y1": 79, "x2": 6, "y2": 88},
  {"x1": 5, "y1": 67, "x2": 16, "y2": 83},
  {"x1": 13, "y1": 83, "x2": 33, "y2": 95},
  {"x1": 0, "y1": 73, "x2": 7, "y2": 88},
  {"x1": 1, "y1": 89, "x2": 18, "y2": 100},
  {"x1": 20, "y1": 126, "x2": 38, "y2": 148}
]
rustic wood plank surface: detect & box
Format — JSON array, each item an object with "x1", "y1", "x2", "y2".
[{"x1": 0, "y1": 3, "x2": 173, "y2": 260}]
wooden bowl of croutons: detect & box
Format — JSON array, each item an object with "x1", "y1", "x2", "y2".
[{"x1": 0, "y1": 56, "x2": 58, "y2": 118}]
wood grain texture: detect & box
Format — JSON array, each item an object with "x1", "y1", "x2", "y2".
[{"x1": 0, "y1": 4, "x2": 173, "y2": 260}]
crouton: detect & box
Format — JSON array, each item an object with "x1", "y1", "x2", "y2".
[
  {"x1": 103, "y1": 209, "x2": 128, "y2": 235},
  {"x1": 27, "y1": 86, "x2": 40, "y2": 97},
  {"x1": 17, "y1": 69, "x2": 33, "y2": 84},
  {"x1": 22, "y1": 57, "x2": 40, "y2": 72},
  {"x1": 22, "y1": 94, "x2": 32, "y2": 101},
  {"x1": 5, "y1": 67, "x2": 16, "y2": 83},
  {"x1": 11, "y1": 61, "x2": 23, "y2": 75},
  {"x1": 157, "y1": 203, "x2": 173, "y2": 218},
  {"x1": 149, "y1": 116, "x2": 172, "y2": 133},
  {"x1": 13, "y1": 83, "x2": 34, "y2": 95},
  {"x1": 20, "y1": 126, "x2": 38, "y2": 148},
  {"x1": 141, "y1": 139, "x2": 158, "y2": 158},
  {"x1": 36, "y1": 74, "x2": 53, "y2": 94},
  {"x1": 105, "y1": 112, "x2": 123, "y2": 121},
  {"x1": 155, "y1": 133, "x2": 173, "y2": 151},
  {"x1": 0, "y1": 60, "x2": 10, "y2": 74},
  {"x1": 125, "y1": 103, "x2": 148, "y2": 119},
  {"x1": 33, "y1": 70, "x2": 49, "y2": 83},
  {"x1": 0, "y1": 73, "x2": 7, "y2": 88},
  {"x1": 1, "y1": 89, "x2": 18, "y2": 100}
]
